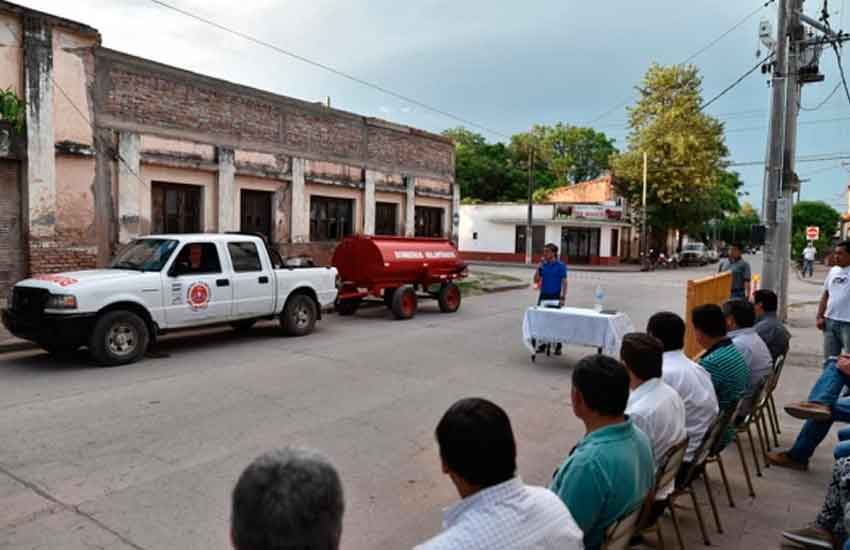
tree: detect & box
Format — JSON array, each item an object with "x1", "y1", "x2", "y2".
[
  {"x1": 443, "y1": 124, "x2": 617, "y2": 203},
  {"x1": 610, "y1": 64, "x2": 729, "y2": 236},
  {"x1": 510, "y1": 123, "x2": 617, "y2": 189},
  {"x1": 712, "y1": 201, "x2": 759, "y2": 245},
  {"x1": 443, "y1": 127, "x2": 525, "y2": 202},
  {"x1": 791, "y1": 201, "x2": 841, "y2": 259}
]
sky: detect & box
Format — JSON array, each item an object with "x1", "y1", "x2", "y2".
[{"x1": 15, "y1": 0, "x2": 850, "y2": 215}]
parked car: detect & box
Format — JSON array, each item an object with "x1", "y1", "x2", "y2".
[
  {"x1": 2, "y1": 233, "x2": 338, "y2": 365},
  {"x1": 706, "y1": 248, "x2": 720, "y2": 263},
  {"x1": 680, "y1": 242, "x2": 710, "y2": 266}
]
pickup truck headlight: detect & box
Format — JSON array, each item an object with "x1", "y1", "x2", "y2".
[{"x1": 45, "y1": 294, "x2": 78, "y2": 310}]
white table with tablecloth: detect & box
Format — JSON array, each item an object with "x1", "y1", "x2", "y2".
[{"x1": 522, "y1": 306, "x2": 635, "y2": 360}]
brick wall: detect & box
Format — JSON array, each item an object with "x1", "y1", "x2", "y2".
[
  {"x1": 96, "y1": 50, "x2": 454, "y2": 180},
  {"x1": 28, "y1": 240, "x2": 97, "y2": 274},
  {"x1": 278, "y1": 242, "x2": 338, "y2": 267},
  {"x1": 367, "y1": 126, "x2": 453, "y2": 178},
  {"x1": 0, "y1": 159, "x2": 24, "y2": 294}
]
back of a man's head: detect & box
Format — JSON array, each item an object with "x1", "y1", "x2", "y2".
[
  {"x1": 646, "y1": 311, "x2": 686, "y2": 352},
  {"x1": 692, "y1": 304, "x2": 727, "y2": 339},
  {"x1": 572, "y1": 354, "x2": 630, "y2": 417},
  {"x1": 620, "y1": 333, "x2": 664, "y2": 381},
  {"x1": 436, "y1": 397, "x2": 516, "y2": 488},
  {"x1": 723, "y1": 299, "x2": 756, "y2": 329},
  {"x1": 231, "y1": 448, "x2": 344, "y2": 550},
  {"x1": 753, "y1": 289, "x2": 778, "y2": 313}
]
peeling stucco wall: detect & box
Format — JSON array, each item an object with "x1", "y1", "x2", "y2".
[{"x1": 0, "y1": 14, "x2": 22, "y2": 95}]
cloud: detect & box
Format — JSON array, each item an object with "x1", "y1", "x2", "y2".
[{"x1": 10, "y1": 0, "x2": 849, "y2": 209}]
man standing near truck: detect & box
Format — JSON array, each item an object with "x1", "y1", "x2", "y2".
[
  {"x1": 534, "y1": 243, "x2": 568, "y2": 355},
  {"x1": 719, "y1": 243, "x2": 751, "y2": 299}
]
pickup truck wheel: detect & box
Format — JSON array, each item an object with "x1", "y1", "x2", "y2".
[
  {"x1": 335, "y1": 298, "x2": 360, "y2": 316},
  {"x1": 281, "y1": 294, "x2": 317, "y2": 336},
  {"x1": 230, "y1": 320, "x2": 257, "y2": 332},
  {"x1": 89, "y1": 310, "x2": 149, "y2": 366},
  {"x1": 391, "y1": 286, "x2": 418, "y2": 320},
  {"x1": 438, "y1": 283, "x2": 462, "y2": 313}
]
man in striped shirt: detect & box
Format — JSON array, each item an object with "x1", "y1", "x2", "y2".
[{"x1": 692, "y1": 304, "x2": 750, "y2": 446}]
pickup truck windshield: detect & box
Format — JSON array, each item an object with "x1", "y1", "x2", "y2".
[
  {"x1": 111, "y1": 239, "x2": 179, "y2": 272},
  {"x1": 684, "y1": 244, "x2": 704, "y2": 251}
]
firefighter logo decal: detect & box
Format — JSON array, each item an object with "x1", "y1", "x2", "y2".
[{"x1": 187, "y1": 282, "x2": 211, "y2": 311}]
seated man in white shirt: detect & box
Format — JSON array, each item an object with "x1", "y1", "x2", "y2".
[
  {"x1": 415, "y1": 398, "x2": 583, "y2": 550},
  {"x1": 647, "y1": 312, "x2": 719, "y2": 480},
  {"x1": 723, "y1": 299, "x2": 774, "y2": 418},
  {"x1": 621, "y1": 333, "x2": 687, "y2": 494}
]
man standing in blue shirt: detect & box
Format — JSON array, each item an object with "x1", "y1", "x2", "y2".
[
  {"x1": 534, "y1": 243, "x2": 568, "y2": 305},
  {"x1": 534, "y1": 243, "x2": 568, "y2": 354}
]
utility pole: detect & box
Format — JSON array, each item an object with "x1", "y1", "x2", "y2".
[
  {"x1": 778, "y1": 1, "x2": 803, "y2": 319},
  {"x1": 525, "y1": 149, "x2": 535, "y2": 265},
  {"x1": 641, "y1": 152, "x2": 648, "y2": 260},
  {"x1": 762, "y1": 0, "x2": 799, "y2": 319}
]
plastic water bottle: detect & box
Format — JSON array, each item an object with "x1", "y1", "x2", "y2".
[{"x1": 594, "y1": 285, "x2": 605, "y2": 312}]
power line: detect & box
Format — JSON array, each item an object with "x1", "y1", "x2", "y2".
[
  {"x1": 701, "y1": 52, "x2": 775, "y2": 110},
  {"x1": 831, "y1": 42, "x2": 850, "y2": 111},
  {"x1": 728, "y1": 152, "x2": 850, "y2": 166},
  {"x1": 726, "y1": 114, "x2": 850, "y2": 133},
  {"x1": 585, "y1": 0, "x2": 776, "y2": 124},
  {"x1": 800, "y1": 81, "x2": 842, "y2": 110},
  {"x1": 148, "y1": 0, "x2": 512, "y2": 139}
]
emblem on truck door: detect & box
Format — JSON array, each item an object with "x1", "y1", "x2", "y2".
[{"x1": 187, "y1": 282, "x2": 210, "y2": 311}]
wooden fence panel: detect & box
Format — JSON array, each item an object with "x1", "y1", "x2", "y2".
[{"x1": 684, "y1": 271, "x2": 732, "y2": 358}]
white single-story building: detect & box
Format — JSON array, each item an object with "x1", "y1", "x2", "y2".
[{"x1": 458, "y1": 175, "x2": 637, "y2": 265}]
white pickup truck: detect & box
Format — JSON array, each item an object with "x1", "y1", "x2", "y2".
[{"x1": 2, "y1": 233, "x2": 338, "y2": 366}]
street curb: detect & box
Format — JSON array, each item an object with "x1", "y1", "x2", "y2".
[
  {"x1": 0, "y1": 340, "x2": 37, "y2": 355},
  {"x1": 477, "y1": 283, "x2": 530, "y2": 293},
  {"x1": 793, "y1": 267, "x2": 826, "y2": 286},
  {"x1": 465, "y1": 260, "x2": 642, "y2": 273}
]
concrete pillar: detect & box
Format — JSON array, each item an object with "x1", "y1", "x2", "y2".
[
  {"x1": 117, "y1": 132, "x2": 141, "y2": 243},
  {"x1": 217, "y1": 147, "x2": 236, "y2": 232},
  {"x1": 290, "y1": 157, "x2": 308, "y2": 243},
  {"x1": 451, "y1": 182, "x2": 460, "y2": 245},
  {"x1": 23, "y1": 17, "x2": 55, "y2": 240},
  {"x1": 363, "y1": 170, "x2": 377, "y2": 235},
  {"x1": 272, "y1": 184, "x2": 288, "y2": 245},
  {"x1": 404, "y1": 176, "x2": 416, "y2": 237}
]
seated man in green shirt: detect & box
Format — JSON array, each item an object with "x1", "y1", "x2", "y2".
[
  {"x1": 692, "y1": 304, "x2": 750, "y2": 448},
  {"x1": 550, "y1": 354, "x2": 655, "y2": 550}
]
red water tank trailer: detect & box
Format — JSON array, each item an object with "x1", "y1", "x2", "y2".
[{"x1": 332, "y1": 235, "x2": 468, "y2": 319}]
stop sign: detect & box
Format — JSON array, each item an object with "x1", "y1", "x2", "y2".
[{"x1": 806, "y1": 226, "x2": 820, "y2": 241}]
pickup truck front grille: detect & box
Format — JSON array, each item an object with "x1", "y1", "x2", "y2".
[{"x1": 10, "y1": 287, "x2": 48, "y2": 319}]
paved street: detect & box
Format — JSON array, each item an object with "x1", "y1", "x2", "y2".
[{"x1": 0, "y1": 257, "x2": 834, "y2": 550}]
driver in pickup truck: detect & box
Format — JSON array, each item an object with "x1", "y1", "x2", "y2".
[{"x1": 534, "y1": 243, "x2": 568, "y2": 355}]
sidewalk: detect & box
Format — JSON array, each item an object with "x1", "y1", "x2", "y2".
[{"x1": 795, "y1": 262, "x2": 831, "y2": 286}]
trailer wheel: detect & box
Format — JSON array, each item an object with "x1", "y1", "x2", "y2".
[
  {"x1": 281, "y1": 294, "x2": 317, "y2": 336},
  {"x1": 438, "y1": 283, "x2": 462, "y2": 313},
  {"x1": 335, "y1": 298, "x2": 361, "y2": 316},
  {"x1": 89, "y1": 310, "x2": 149, "y2": 366},
  {"x1": 391, "y1": 286, "x2": 418, "y2": 320},
  {"x1": 383, "y1": 288, "x2": 397, "y2": 308}
]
